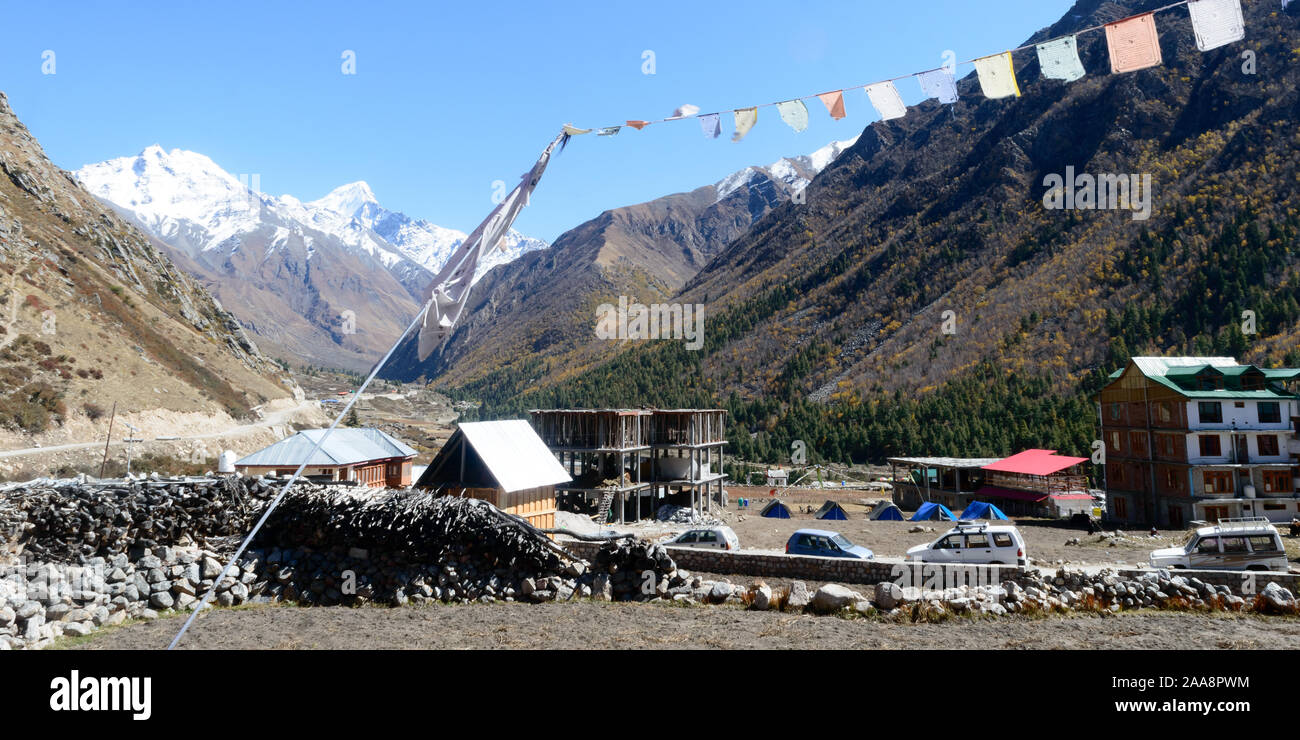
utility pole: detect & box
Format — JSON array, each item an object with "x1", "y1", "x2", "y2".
[{"x1": 97, "y1": 401, "x2": 117, "y2": 479}]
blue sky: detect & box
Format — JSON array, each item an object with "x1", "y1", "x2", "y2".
[{"x1": 2, "y1": 0, "x2": 1073, "y2": 242}]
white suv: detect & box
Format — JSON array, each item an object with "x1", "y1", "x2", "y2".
[
  {"x1": 1149, "y1": 518, "x2": 1288, "y2": 572},
  {"x1": 907, "y1": 522, "x2": 1027, "y2": 566}
]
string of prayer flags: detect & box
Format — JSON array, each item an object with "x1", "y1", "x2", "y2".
[
  {"x1": 1187, "y1": 0, "x2": 1245, "y2": 52},
  {"x1": 817, "y1": 90, "x2": 847, "y2": 120},
  {"x1": 776, "y1": 99, "x2": 810, "y2": 132},
  {"x1": 595, "y1": 126, "x2": 620, "y2": 136},
  {"x1": 916, "y1": 68, "x2": 958, "y2": 104},
  {"x1": 974, "y1": 52, "x2": 1020, "y2": 99},
  {"x1": 732, "y1": 107, "x2": 758, "y2": 142},
  {"x1": 1036, "y1": 36, "x2": 1087, "y2": 83},
  {"x1": 1105, "y1": 12, "x2": 1163, "y2": 73},
  {"x1": 561, "y1": 124, "x2": 591, "y2": 136},
  {"x1": 626, "y1": 120, "x2": 650, "y2": 130},
  {"x1": 700, "y1": 112, "x2": 721, "y2": 139},
  {"x1": 864, "y1": 81, "x2": 907, "y2": 120}
]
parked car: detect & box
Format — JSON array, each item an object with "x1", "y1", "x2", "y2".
[
  {"x1": 1149, "y1": 518, "x2": 1287, "y2": 572},
  {"x1": 785, "y1": 528, "x2": 874, "y2": 559},
  {"x1": 667, "y1": 526, "x2": 740, "y2": 551},
  {"x1": 907, "y1": 522, "x2": 1027, "y2": 566}
]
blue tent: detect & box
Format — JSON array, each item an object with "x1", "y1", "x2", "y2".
[
  {"x1": 909, "y1": 502, "x2": 955, "y2": 521},
  {"x1": 959, "y1": 501, "x2": 1009, "y2": 521},
  {"x1": 760, "y1": 499, "x2": 792, "y2": 519},
  {"x1": 814, "y1": 500, "x2": 849, "y2": 520},
  {"x1": 870, "y1": 502, "x2": 905, "y2": 521}
]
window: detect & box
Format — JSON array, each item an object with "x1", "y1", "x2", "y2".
[
  {"x1": 1248, "y1": 536, "x2": 1279, "y2": 553},
  {"x1": 1198, "y1": 402, "x2": 1222, "y2": 424},
  {"x1": 1130, "y1": 432, "x2": 1148, "y2": 455},
  {"x1": 1196, "y1": 537, "x2": 1219, "y2": 554},
  {"x1": 1203, "y1": 471, "x2": 1233, "y2": 494},
  {"x1": 992, "y1": 533, "x2": 1013, "y2": 547},
  {"x1": 1263, "y1": 503, "x2": 1288, "y2": 511},
  {"x1": 1198, "y1": 435, "x2": 1221, "y2": 457},
  {"x1": 1113, "y1": 497, "x2": 1128, "y2": 519},
  {"x1": 1158, "y1": 435, "x2": 1176, "y2": 457},
  {"x1": 1109, "y1": 402, "x2": 1122, "y2": 420},
  {"x1": 698, "y1": 530, "x2": 717, "y2": 543},
  {"x1": 1109, "y1": 431, "x2": 1123, "y2": 455},
  {"x1": 1165, "y1": 469, "x2": 1180, "y2": 491},
  {"x1": 1221, "y1": 537, "x2": 1248, "y2": 554},
  {"x1": 1262, "y1": 470, "x2": 1291, "y2": 493},
  {"x1": 678, "y1": 531, "x2": 698, "y2": 543},
  {"x1": 1258, "y1": 435, "x2": 1279, "y2": 457},
  {"x1": 966, "y1": 533, "x2": 989, "y2": 548},
  {"x1": 1258, "y1": 402, "x2": 1281, "y2": 424},
  {"x1": 935, "y1": 535, "x2": 962, "y2": 550},
  {"x1": 1158, "y1": 402, "x2": 1172, "y2": 423}
]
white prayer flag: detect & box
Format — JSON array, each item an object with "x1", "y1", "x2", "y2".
[
  {"x1": 1188, "y1": 0, "x2": 1245, "y2": 52},
  {"x1": 733, "y1": 107, "x2": 758, "y2": 142},
  {"x1": 776, "y1": 100, "x2": 809, "y2": 132},
  {"x1": 916, "y1": 68, "x2": 958, "y2": 104},
  {"x1": 864, "y1": 81, "x2": 907, "y2": 120},
  {"x1": 1036, "y1": 36, "x2": 1086, "y2": 83},
  {"x1": 700, "y1": 113, "x2": 721, "y2": 139},
  {"x1": 974, "y1": 52, "x2": 1020, "y2": 99}
]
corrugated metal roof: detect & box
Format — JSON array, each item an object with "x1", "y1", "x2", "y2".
[
  {"x1": 981, "y1": 449, "x2": 1088, "y2": 476},
  {"x1": 457, "y1": 420, "x2": 571, "y2": 493},
  {"x1": 235, "y1": 428, "x2": 416, "y2": 468},
  {"x1": 887, "y1": 456, "x2": 1003, "y2": 469},
  {"x1": 1115, "y1": 357, "x2": 1300, "y2": 399}
]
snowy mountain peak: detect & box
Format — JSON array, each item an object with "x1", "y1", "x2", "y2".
[
  {"x1": 714, "y1": 135, "x2": 860, "y2": 201},
  {"x1": 309, "y1": 181, "x2": 378, "y2": 219}
]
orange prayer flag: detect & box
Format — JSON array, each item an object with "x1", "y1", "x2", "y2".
[
  {"x1": 817, "y1": 91, "x2": 846, "y2": 120},
  {"x1": 1105, "y1": 12, "x2": 1163, "y2": 74},
  {"x1": 626, "y1": 120, "x2": 650, "y2": 130}
]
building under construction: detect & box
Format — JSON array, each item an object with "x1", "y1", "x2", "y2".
[{"x1": 529, "y1": 408, "x2": 727, "y2": 523}]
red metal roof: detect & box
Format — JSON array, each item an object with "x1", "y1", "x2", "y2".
[{"x1": 980, "y1": 449, "x2": 1088, "y2": 476}]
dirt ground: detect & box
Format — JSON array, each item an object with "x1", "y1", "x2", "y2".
[{"x1": 66, "y1": 601, "x2": 1300, "y2": 650}]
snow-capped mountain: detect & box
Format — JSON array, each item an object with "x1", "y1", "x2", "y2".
[{"x1": 715, "y1": 135, "x2": 860, "y2": 200}]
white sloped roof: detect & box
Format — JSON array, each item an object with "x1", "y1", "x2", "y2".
[
  {"x1": 235, "y1": 427, "x2": 416, "y2": 467},
  {"x1": 458, "y1": 420, "x2": 571, "y2": 493}
]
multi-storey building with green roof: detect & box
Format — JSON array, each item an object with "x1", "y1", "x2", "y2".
[{"x1": 1096, "y1": 357, "x2": 1300, "y2": 528}]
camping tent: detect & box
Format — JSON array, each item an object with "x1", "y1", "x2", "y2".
[
  {"x1": 870, "y1": 502, "x2": 904, "y2": 521},
  {"x1": 909, "y1": 502, "x2": 955, "y2": 521},
  {"x1": 760, "y1": 500, "x2": 792, "y2": 519},
  {"x1": 814, "y1": 500, "x2": 849, "y2": 521},
  {"x1": 959, "y1": 501, "x2": 1009, "y2": 521}
]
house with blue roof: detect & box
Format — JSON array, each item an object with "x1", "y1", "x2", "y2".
[{"x1": 234, "y1": 427, "x2": 417, "y2": 488}]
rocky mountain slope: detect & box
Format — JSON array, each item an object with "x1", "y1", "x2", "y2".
[
  {"x1": 430, "y1": 0, "x2": 1300, "y2": 466},
  {"x1": 0, "y1": 91, "x2": 295, "y2": 437},
  {"x1": 381, "y1": 137, "x2": 858, "y2": 384},
  {"x1": 75, "y1": 149, "x2": 548, "y2": 371}
]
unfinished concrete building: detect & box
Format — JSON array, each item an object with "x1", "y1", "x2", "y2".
[{"x1": 529, "y1": 408, "x2": 728, "y2": 523}]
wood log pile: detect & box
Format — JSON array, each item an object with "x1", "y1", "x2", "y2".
[{"x1": 0, "y1": 476, "x2": 278, "y2": 563}]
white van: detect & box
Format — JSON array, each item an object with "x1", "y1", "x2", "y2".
[
  {"x1": 1149, "y1": 518, "x2": 1288, "y2": 572},
  {"x1": 666, "y1": 526, "x2": 740, "y2": 551},
  {"x1": 907, "y1": 522, "x2": 1027, "y2": 566}
]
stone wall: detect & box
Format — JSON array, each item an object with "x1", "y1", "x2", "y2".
[
  {"x1": 1119, "y1": 568, "x2": 1300, "y2": 596},
  {"x1": 562, "y1": 541, "x2": 1024, "y2": 586}
]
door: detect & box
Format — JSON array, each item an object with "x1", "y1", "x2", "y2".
[
  {"x1": 962, "y1": 532, "x2": 995, "y2": 564},
  {"x1": 1168, "y1": 506, "x2": 1183, "y2": 530},
  {"x1": 929, "y1": 534, "x2": 963, "y2": 563},
  {"x1": 1188, "y1": 536, "x2": 1220, "y2": 568},
  {"x1": 1204, "y1": 506, "x2": 1229, "y2": 524},
  {"x1": 1233, "y1": 435, "x2": 1249, "y2": 463}
]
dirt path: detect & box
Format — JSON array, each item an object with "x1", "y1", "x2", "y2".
[{"x1": 67, "y1": 602, "x2": 1300, "y2": 650}]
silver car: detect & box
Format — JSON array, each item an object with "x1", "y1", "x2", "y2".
[{"x1": 667, "y1": 526, "x2": 740, "y2": 551}]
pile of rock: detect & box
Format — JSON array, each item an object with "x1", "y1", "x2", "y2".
[
  {"x1": 0, "y1": 543, "x2": 257, "y2": 649},
  {"x1": 653, "y1": 504, "x2": 722, "y2": 526},
  {"x1": 736, "y1": 568, "x2": 1300, "y2": 619},
  {"x1": 0, "y1": 475, "x2": 278, "y2": 562}
]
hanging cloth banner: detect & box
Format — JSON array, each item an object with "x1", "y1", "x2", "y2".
[
  {"x1": 595, "y1": 126, "x2": 621, "y2": 136},
  {"x1": 1187, "y1": 0, "x2": 1245, "y2": 51},
  {"x1": 699, "y1": 112, "x2": 721, "y2": 139},
  {"x1": 561, "y1": 124, "x2": 591, "y2": 136},
  {"x1": 625, "y1": 120, "x2": 650, "y2": 130},
  {"x1": 1105, "y1": 13, "x2": 1163, "y2": 73},
  {"x1": 776, "y1": 99, "x2": 810, "y2": 132},
  {"x1": 1036, "y1": 36, "x2": 1087, "y2": 82},
  {"x1": 817, "y1": 90, "x2": 847, "y2": 120},
  {"x1": 974, "y1": 52, "x2": 1020, "y2": 99},
  {"x1": 915, "y1": 68, "x2": 959, "y2": 104},
  {"x1": 732, "y1": 107, "x2": 758, "y2": 141},
  {"x1": 416, "y1": 132, "x2": 565, "y2": 360},
  {"x1": 864, "y1": 81, "x2": 907, "y2": 120}
]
